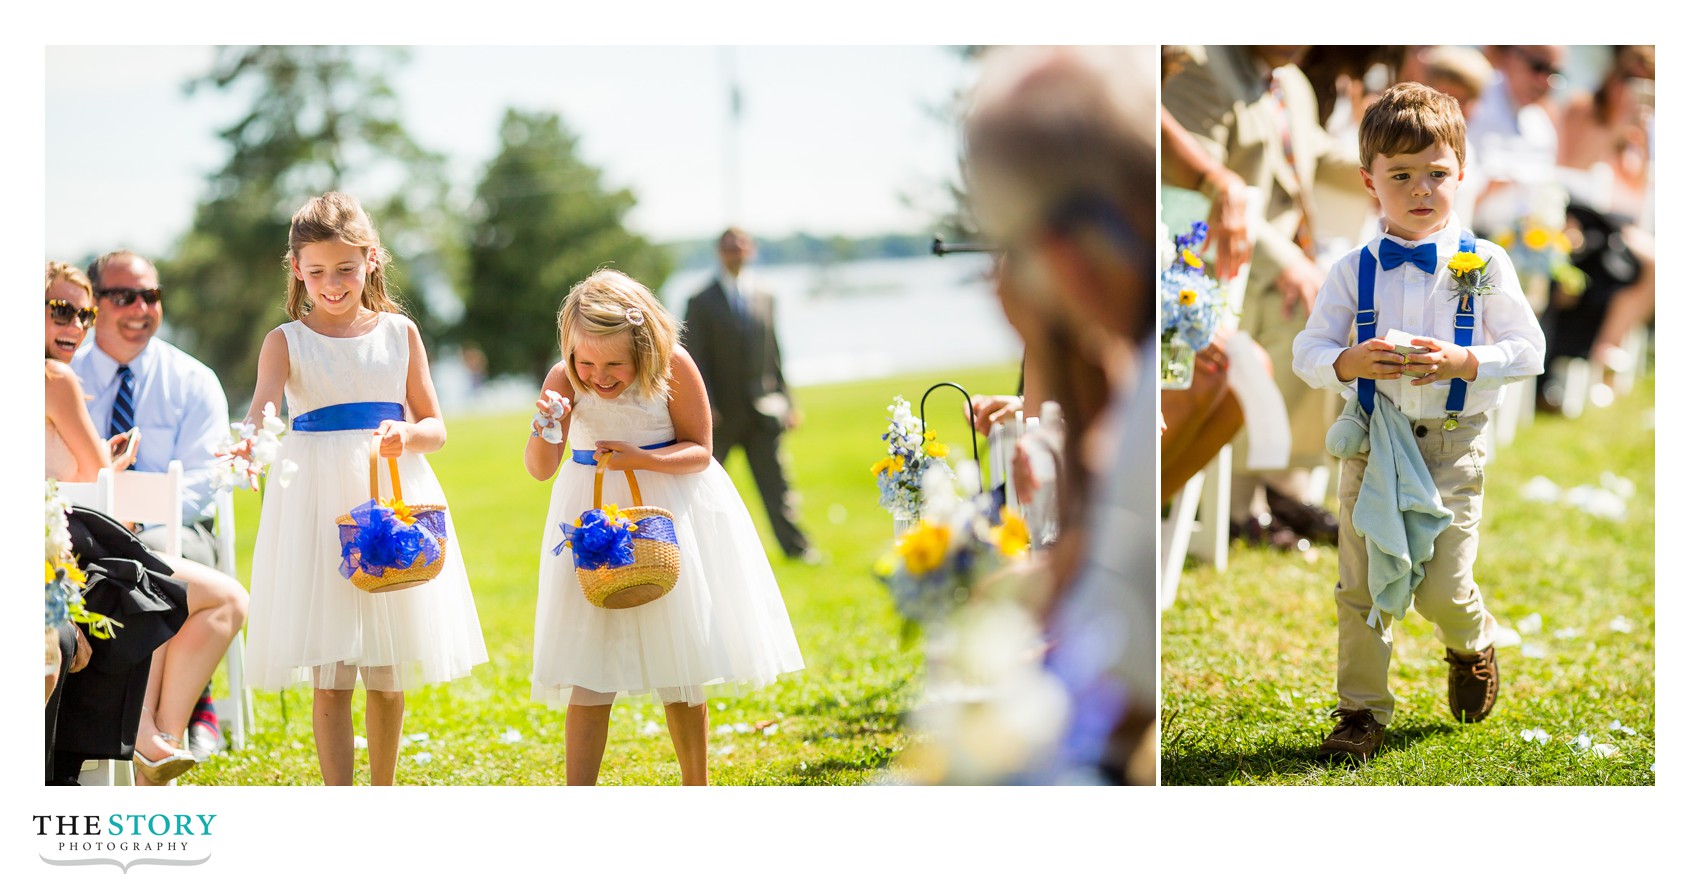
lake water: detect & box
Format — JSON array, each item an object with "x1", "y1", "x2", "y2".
[{"x1": 439, "y1": 252, "x2": 1021, "y2": 412}]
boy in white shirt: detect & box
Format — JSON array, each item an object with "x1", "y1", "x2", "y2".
[{"x1": 1292, "y1": 83, "x2": 1546, "y2": 762}]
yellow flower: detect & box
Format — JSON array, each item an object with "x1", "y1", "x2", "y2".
[
  {"x1": 62, "y1": 563, "x2": 85, "y2": 586},
  {"x1": 923, "y1": 441, "x2": 948, "y2": 459},
  {"x1": 600, "y1": 503, "x2": 629, "y2": 525},
  {"x1": 1181, "y1": 248, "x2": 1202, "y2": 269},
  {"x1": 870, "y1": 455, "x2": 906, "y2": 476},
  {"x1": 384, "y1": 498, "x2": 416, "y2": 524},
  {"x1": 896, "y1": 520, "x2": 951, "y2": 574},
  {"x1": 1523, "y1": 228, "x2": 1551, "y2": 251},
  {"x1": 991, "y1": 508, "x2": 1030, "y2": 557},
  {"x1": 1554, "y1": 231, "x2": 1574, "y2": 253},
  {"x1": 1447, "y1": 251, "x2": 1487, "y2": 275},
  {"x1": 923, "y1": 430, "x2": 937, "y2": 441},
  {"x1": 1494, "y1": 233, "x2": 1514, "y2": 250},
  {"x1": 45, "y1": 560, "x2": 55, "y2": 585},
  {"x1": 873, "y1": 554, "x2": 897, "y2": 578},
  {"x1": 1178, "y1": 288, "x2": 1198, "y2": 306}
]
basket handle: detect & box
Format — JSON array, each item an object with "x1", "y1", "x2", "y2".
[
  {"x1": 367, "y1": 433, "x2": 405, "y2": 502},
  {"x1": 591, "y1": 453, "x2": 644, "y2": 509}
]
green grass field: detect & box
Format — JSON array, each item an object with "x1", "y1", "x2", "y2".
[
  {"x1": 1161, "y1": 376, "x2": 1656, "y2": 785},
  {"x1": 190, "y1": 362, "x2": 1018, "y2": 786}
]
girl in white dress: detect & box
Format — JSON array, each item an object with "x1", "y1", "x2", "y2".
[
  {"x1": 526, "y1": 269, "x2": 804, "y2": 785},
  {"x1": 241, "y1": 193, "x2": 486, "y2": 785}
]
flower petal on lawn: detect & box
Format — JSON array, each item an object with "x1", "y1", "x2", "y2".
[
  {"x1": 1492, "y1": 625, "x2": 1523, "y2": 648},
  {"x1": 1609, "y1": 720, "x2": 1638, "y2": 736},
  {"x1": 1522, "y1": 641, "x2": 1548, "y2": 659},
  {"x1": 499, "y1": 728, "x2": 522, "y2": 743},
  {"x1": 1515, "y1": 613, "x2": 1543, "y2": 635},
  {"x1": 1519, "y1": 476, "x2": 1562, "y2": 502},
  {"x1": 354, "y1": 736, "x2": 368, "y2": 750},
  {"x1": 1520, "y1": 728, "x2": 1550, "y2": 745},
  {"x1": 413, "y1": 752, "x2": 433, "y2": 763},
  {"x1": 1609, "y1": 616, "x2": 1634, "y2": 633},
  {"x1": 1591, "y1": 743, "x2": 1620, "y2": 758}
]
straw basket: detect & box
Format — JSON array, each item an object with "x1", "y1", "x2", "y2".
[
  {"x1": 335, "y1": 434, "x2": 448, "y2": 593},
  {"x1": 577, "y1": 459, "x2": 680, "y2": 609}
]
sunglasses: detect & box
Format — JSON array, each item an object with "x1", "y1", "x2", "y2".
[
  {"x1": 96, "y1": 287, "x2": 163, "y2": 307},
  {"x1": 46, "y1": 299, "x2": 99, "y2": 330},
  {"x1": 1513, "y1": 46, "x2": 1563, "y2": 79}
]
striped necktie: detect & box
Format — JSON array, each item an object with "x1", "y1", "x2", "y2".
[{"x1": 110, "y1": 364, "x2": 136, "y2": 439}]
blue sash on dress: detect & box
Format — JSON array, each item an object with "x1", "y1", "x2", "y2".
[
  {"x1": 291, "y1": 401, "x2": 405, "y2": 432},
  {"x1": 570, "y1": 439, "x2": 678, "y2": 466}
]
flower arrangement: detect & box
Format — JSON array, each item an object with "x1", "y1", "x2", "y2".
[
  {"x1": 553, "y1": 503, "x2": 640, "y2": 570},
  {"x1": 337, "y1": 497, "x2": 443, "y2": 580},
  {"x1": 213, "y1": 402, "x2": 298, "y2": 492},
  {"x1": 875, "y1": 463, "x2": 1029, "y2": 626},
  {"x1": 872, "y1": 395, "x2": 950, "y2": 521},
  {"x1": 1159, "y1": 222, "x2": 1228, "y2": 389},
  {"x1": 1494, "y1": 219, "x2": 1587, "y2": 298},
  {"x1": 45, "y1": 481, "x2": 115, "y2": 637}
]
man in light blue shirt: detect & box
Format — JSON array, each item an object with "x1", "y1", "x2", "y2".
[{"x1": 72, "y1": 251, "x2": 230, "y2": 568}]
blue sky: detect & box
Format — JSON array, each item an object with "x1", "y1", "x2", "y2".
[{"x1": 46, "y1": 45, "x2": 975, "y2": 262}]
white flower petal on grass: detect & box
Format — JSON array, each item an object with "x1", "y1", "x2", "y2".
[
  {"x1": 354, "y1": 736, "x2": 368, "y2": 750},
  {"x1": 1519, "y1": 476, "x2": 1562, "y2": 502},
  {"x1": 1491, "y1": 625, "x2": 1523, "y2": 649},
  {"x1": 1515, "y1": 613, "x2": 1543, "y2": 635},
  {"x1": 1522, "y1": 641, "x2": 1548, "y2": 659},
  {"x1": 1572, "y1": 733, "x2": 1593, "y2": 751},
  {"x1": 408, "y1": 732, "x2": 430, "y2": 743},
  {"x1": 1609, "y1": 720, "x2": 1638, "y2": 736},
  {"x1": 715, "y1": 724, "x2": 734, "y2": 735},
  {"x1": 413, "y1": 752, "x2": 433, "y2": 763},
  {"x1": 1591, "y1": 743, "x2": 1620, "y2": 758},
  {"x1": 1599, "y1": 471, "x2": 1636, "y2": 498},
  {"x1": 733, "y1": 723, "x2": 753, "y2": 734},
  {"x1": 716, "y1": 702, "x2": 727, "y2": 711},
  {"x1": 1520, "y1": 728, "x2": 1551, "y2": 745},
  {"x1": 716, "y1": 745, "x2": 735, "y2": 757},
  {"x1": 499, "y1": 729, "x2": 523, "y2": 743},
  {"x1": 763, "y1": 724, "x2": 778, "y2": 737},
  {"x1": 641, "y1": 720, "x2": 662, "y2": 737},
  {"x1": 1609, "y1": 616, "x2": 1634, "y2": 634},
  {"x1": 1553, "y1": 627, "x2": 1580, "y2": 640}
]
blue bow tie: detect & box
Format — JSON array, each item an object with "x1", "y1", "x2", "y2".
[{"x1": 1378, "y1": 239, "x2": 1437, "y2": 274}]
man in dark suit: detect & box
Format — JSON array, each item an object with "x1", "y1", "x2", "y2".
[{"x1": 683, "y1": 228, "x2": 817, "y2": 562}]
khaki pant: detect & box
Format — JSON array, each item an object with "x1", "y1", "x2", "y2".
[{"x1": 1334, "y1": 412, "x2": 1499, "y2": 725}]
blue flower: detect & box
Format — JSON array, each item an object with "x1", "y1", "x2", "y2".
[
  {"x1": 340, "y1": 500, "x2": 438, "y2": 579},
  {"x1": 560, "y1": 509, "x2": 636, "y2": 570}
]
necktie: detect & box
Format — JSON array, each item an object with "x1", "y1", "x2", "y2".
[
  {"x1": 110, "y1": 364, "x2": 136, "y2": 439},
  {"x1": 1377, "y1": 239, "x2": 1438, "y2": 274}
]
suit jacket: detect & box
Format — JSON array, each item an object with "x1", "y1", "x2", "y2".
[
  {"x1": 1161, "y1": 46, "x2": 1360, "y2": 322},
  {"x1": 55, "y1": 508, "x2": 189, "y2": 761},
  {"x1": 682, "y1": 276, "x2": 791, "y2": 439}
]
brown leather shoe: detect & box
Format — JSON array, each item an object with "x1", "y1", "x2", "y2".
[
  {"x1": 1319, "y1": 708, "x2": 1385, "y2": 762},
  {"x1": 1445, "y1": 646, "x2": 1499, "y2": 723}
]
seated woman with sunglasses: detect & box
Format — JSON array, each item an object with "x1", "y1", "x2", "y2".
[{"x1": 44, "y1": 260, "x2": 249, "y2": 786}]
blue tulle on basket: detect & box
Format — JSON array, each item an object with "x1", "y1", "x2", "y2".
[
  {"x1": 554, "y1": 509, "x2": 636, "y2": 570},
  {"x1": 339, "y1": 499, "x2": 441, "y2": 579}
]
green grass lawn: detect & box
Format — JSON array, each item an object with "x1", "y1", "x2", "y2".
[
  {"x1": 190, "y1": 362, "x2": 1018, "y2": 786},
  {"x1": 1161, "y1": 375, "x2": 1656, "y2": 785}
]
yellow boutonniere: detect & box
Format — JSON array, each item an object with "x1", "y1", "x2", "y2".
[{"x1": 1447, "y1": 251, "x2": 1487, "y2": 275}]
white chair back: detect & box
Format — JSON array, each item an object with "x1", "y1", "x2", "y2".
[
  {"x1": 55, "y1": 468, "x2": 114, "y2": 514},
  {"x1": 109, "y1": 461, "x2": 184, "y2": 559}
]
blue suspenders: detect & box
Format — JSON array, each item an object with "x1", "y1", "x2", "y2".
[{"x1": 1355, "y1": 230, "x2": 1477, "y2": 430}]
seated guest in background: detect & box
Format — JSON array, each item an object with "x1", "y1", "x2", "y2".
[
  {"x1": 46, "y1": 261, "x2": 247, "y2": 784},
  {"x1": 71, "y1": 250, "x2": 234, "y2": 757}
]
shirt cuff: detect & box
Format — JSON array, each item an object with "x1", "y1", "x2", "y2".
[{"x1": 1465, "y1": 344, "x2": 1514, "y2": 390}]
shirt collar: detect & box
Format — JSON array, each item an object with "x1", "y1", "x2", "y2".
[
  {"x1": 83, "y1": 335, "x2": 157, "y2": 383},
  {"x1": 717, "y1": 265, "x2": 746, "y2": 298},
  {"x1": 1377, "y1": 214, "x2": 1460, "y2": 250}
]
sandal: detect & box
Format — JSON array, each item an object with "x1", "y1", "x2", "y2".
[{"x1": 133, "y1": 732, "x2": 199, "y2": 784}]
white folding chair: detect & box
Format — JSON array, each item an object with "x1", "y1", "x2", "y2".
[
  {"x1": 212, "y1": 486, "x2": 254, "y2": 751},
  {"x1": 82, "y1": 462, "x2": 186, "y2": 785},
  {"x1": 1160, "y1": 445, "x2": 1231, "y2": 610}
]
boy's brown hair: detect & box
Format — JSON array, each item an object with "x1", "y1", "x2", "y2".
[{"x1": 1358, "y1": 82, "x2": 1468, "y2": 169}]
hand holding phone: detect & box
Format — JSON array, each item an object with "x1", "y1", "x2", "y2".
[{"x1": 109, "y1": 427, "x2": 141, "y2": 470}]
